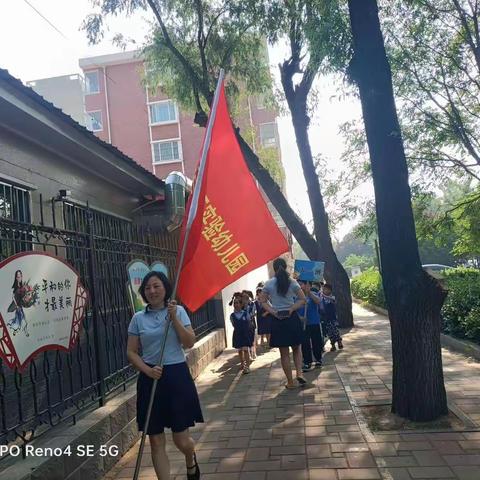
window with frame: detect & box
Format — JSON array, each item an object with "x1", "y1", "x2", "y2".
[
  {"x1": 149, "y1": 100, "x2": 177, "y2": 124},
  {"x1": 0, "y1": 180, "x2": 32, "y2": 256},
  {"x1": 0, "y1": 181, "x2": 31, "y2": 223},
  {"x1": 152, "y1": 140, "x2": 181, "y2": 164},
  {"x1": 84, "y1": 71, "x2": 100, "y2": 94},
  {"x1": 259, "y1": 123, "x2": 278, "y2": 148},
  {"x1": 87, "y1": 111, "x2": 103, "y2": 132},
  {"x1": 256, "y1": 94, "x2": 266, "y2": 109}
]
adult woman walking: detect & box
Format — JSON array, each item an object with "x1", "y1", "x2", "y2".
[
  {"x1": 127, "y1": 271, "x2": 202, "y2": 480},
  {"x1": 261, "y1": 258, "x2": 307, "y2": 389}
]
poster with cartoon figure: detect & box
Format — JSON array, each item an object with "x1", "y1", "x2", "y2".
[
  {"x1": 7, "y1": 269, "x2": 38, "y2": 337},
  {"x1": 0, "y1": 252, "x2": 87, "y2": 371},
  {"x1": 126, "y1": 260, "x2": 169, "y2": 313}
]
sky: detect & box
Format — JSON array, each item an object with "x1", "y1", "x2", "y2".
[{"x1": 0, "y1": 0, "x2": 366, "y2": 241}]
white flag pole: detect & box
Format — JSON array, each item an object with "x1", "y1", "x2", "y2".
[{"x1": 132, "y1": 69, "x2": 225, "y2": 480}]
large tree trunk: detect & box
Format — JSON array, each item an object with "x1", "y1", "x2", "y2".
[
  {"x1": 348, "y1": 0, "x2": 448, "y2": 421},
  {"x1": 290, "y1": 107, "x2": 353, "y2": 328}
]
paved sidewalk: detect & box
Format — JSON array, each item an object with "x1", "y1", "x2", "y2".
[{"x1": 105, "y1": 304, "x2": 480, "y2": 480}]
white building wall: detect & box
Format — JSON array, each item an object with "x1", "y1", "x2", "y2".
[{"x1": 221, "y1": 264, "x2": 269, "y2": 348}]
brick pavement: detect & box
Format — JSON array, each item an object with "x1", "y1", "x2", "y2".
[{"x1": 104, "y1": 304, "x2": 480, "y2": 480}]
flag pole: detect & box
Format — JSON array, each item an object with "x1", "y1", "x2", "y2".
[{"x1": 132, "y1": 69, "x2": 225, "y2": 480}]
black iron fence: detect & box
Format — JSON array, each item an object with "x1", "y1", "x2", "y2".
[{"x1": 0, "y1": 197, "x2": 218, "y2": 452}]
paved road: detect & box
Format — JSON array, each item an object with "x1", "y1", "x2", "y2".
[{"x1": 105, "y1": 303, "x2": 480, "y2": 480}]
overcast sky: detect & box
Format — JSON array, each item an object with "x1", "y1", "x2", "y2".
[{"x1": 1, "y1": 0, "x2": 366, "y2": 241}]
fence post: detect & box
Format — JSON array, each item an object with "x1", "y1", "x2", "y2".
[{"x1": 86, "y1": 205, "x2": 106, "y2": 407}]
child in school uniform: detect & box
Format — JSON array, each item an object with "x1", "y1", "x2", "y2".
[
  {"x1": 298, "y1": 280, "x2": 323, "y2": 371},
  {"x1": 255, "y1": 287, "x2": 272, "y2": 348},
  {"x1": 231, "y1": 296, "x2": 253, "y2": 374},
  {"x1": 320, "y1": 283, "x2": 343, "y2": 351},
  {"x1": 241, "y1": 290, "x2": 257, "y2": 360}
]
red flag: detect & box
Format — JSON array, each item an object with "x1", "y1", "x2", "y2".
[{"x1": 176, "y1": 79, "x2": 289, "y2": 311}]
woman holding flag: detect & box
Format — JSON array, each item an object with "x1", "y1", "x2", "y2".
[
  {"x1": 261, "y1": 258, "x2": 307, "y2": 389},
  {"x1": 127, "y1": 271, "x2": 203, "y2": 480}
]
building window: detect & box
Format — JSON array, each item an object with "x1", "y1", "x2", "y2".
[
  {"x1": 0, "y1": 181, "x2": 31, "y2": 222},
  {"x1": 87, "y1": 111, "x2": 103, "y2": 132},
  {"x1": 149, "y1": 100, "x2": 178, "y2": 125},
  {"x1": 256, "y1": 95, "x2": 266, "y2": 109},
  {"x1": 259, "y1": 122, "x2": 278, "y2": 148},
  {"x1": 152, "y1": 140, "x2": 182, "y2": 164},
  {"x1": 84, "y1": 71, "x2": 100, "y2": 94}
]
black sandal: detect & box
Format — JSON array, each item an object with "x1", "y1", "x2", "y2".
[
  {"x1": 296, "y1": 376, "x2": 307, "y2": 386},
  {"x1": 187, "y1": 452, "x2": 200, "y2": 480}
]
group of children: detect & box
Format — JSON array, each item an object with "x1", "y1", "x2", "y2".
[{"x1": 229, "y1": 282, "x2": 343, "y2": 374}]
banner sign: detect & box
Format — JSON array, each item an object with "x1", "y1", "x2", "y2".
[
  {"x1": 127, "y1": 260, "x2": 168, "y2": 313},
  {"x1": 294, "y1": 259, "x2": 325, "y2": 282},
  {"x1": 0, "y1": 252, "x2": 87, "y2": 371}
]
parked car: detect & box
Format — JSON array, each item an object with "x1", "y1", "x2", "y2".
[{"x1": 422, "y1": 264, "x2": 453, "y2": 279}]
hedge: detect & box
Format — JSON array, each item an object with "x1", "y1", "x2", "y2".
[
  {"x1": 351, "y1": 267, "x2": 386, "y2": 309},
  {"x1": 442, "y1": 267, "x2": 480, "y2": 343},
  {"x1": 351, "y1": 266, "x2": 480, "y2": 344}
]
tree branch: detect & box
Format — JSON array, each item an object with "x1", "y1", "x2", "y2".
[
  {"x1": 193, "y1": 0, "x2": 209, "y2": 89},
  {"x1": 145, "y1": 0, "x2": 211, "y2": 100},
  {"x1": 452, "y1": 0, "x2": 480, "y2": 73}
]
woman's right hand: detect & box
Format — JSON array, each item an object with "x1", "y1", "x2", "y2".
[{"x1": 146, "y1": 365, "x2": 163, "y2": 380}]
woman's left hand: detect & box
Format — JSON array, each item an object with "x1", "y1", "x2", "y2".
[{"x1": 167, "y1": 300, "x2": 178, "y2": 319}]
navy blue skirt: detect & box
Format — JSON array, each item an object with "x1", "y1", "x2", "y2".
[
  {"x1": 270, "y1": 311, "x2": 304, "y2": 347},
  {"x1": 232, "y1": 324, "x2": 254, "y2": 348},
  {"x1": 136, "y1": 362, "x2": 204, "y2": 434},
  {"x1": 257, "y1": 313, "x2": 273, "y2": 335}
]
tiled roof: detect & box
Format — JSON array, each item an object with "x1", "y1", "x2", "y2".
[{"x1": 0, "y1": 68, "x2": 164, "y2": 189}]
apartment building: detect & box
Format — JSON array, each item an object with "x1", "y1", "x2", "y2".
[
  {"x1": 77, "y1": 50, "x2": 281, "y2": 181},
  {"x1": 27, "y1": 73, "x2": 86, "y2": 126}
]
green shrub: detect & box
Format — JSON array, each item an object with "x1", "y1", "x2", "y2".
[
  {"x1": 351, "y1": 267, "x2": 386, "y2": 309},
  {"x1": 350, "y1": 265, "x2": 480, "y2": 344},
  {"x1": 442, "y1": 267, "x2": 480, "y2": 343}
]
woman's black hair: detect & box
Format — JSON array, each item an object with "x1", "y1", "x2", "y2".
[
  {"x1": 273, "y1": 257, "x2": 290, "y2": 296},
  {"x1": 12, "y1": 270, "x2": 23, "y2": 290},
  {"x1": 138, "y1": 271, "x2": 172, "y2": 306}
]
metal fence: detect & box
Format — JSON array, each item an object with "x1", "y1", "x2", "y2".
[{"x1": 0, "y1": 196, "x2": 218, "y2": 452}]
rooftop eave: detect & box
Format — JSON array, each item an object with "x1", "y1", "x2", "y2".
[{"x1": 0, "y1": 74, "x2": 164, "y2": 198}]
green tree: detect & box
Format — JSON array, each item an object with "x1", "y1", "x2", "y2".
[
  {"x1": 342, "y1": 0, "x2": 480, "y2": 188},
  {"x1": 382, "y1": 0, "x2": 480, "y2": 182},
  {"x1": 343, "y1": 254, "x2": 373, "y2": 272},
  {"x1": 83, "y1": 0, "x2": 354, "y2": 326},
  {"x1": 335, "y1": 230, "x2": 375, "y2": 264},
  {"x1": 256, "y1": 0, "x2": 353, "y2": 326},
  {"x1": 347, "y1": 0, "x2": 448, "y2": 421}
]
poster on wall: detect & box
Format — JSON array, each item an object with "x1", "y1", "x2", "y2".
[
  {"x1": 293, "y1": 259, "x2": 325, "y2": 282},
  {"x1": 0, "y1": 252, "x2": 88, "y2": 371},
  {"x1": 126, "y1": 260, "x2": 169, "y2": 313}
]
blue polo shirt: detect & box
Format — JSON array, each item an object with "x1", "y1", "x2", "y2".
[
  {"x1": 263, "y1": 277, "x2": 302, "y2": 310},
  {"x1": 128, "y1": 305, "x2": 191, "y2": 365},
  {"x1": 304, "y1": 295, "x2": 321, "y2": 325}
]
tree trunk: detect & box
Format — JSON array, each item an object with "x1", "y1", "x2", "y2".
[
  {"x1": 347, "y1": 0, "x2": 448, "y2": 420},
  {"x1": 235, "y1": 131, "x2": 319, "y2": 259},
  {"x1": 290, "y1": 108, "x2": 353, "y2": 328}
]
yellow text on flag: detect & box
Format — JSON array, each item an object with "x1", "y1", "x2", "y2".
[{"x1": 202, "y1": 196, "x2": 250, "y2": 275}]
